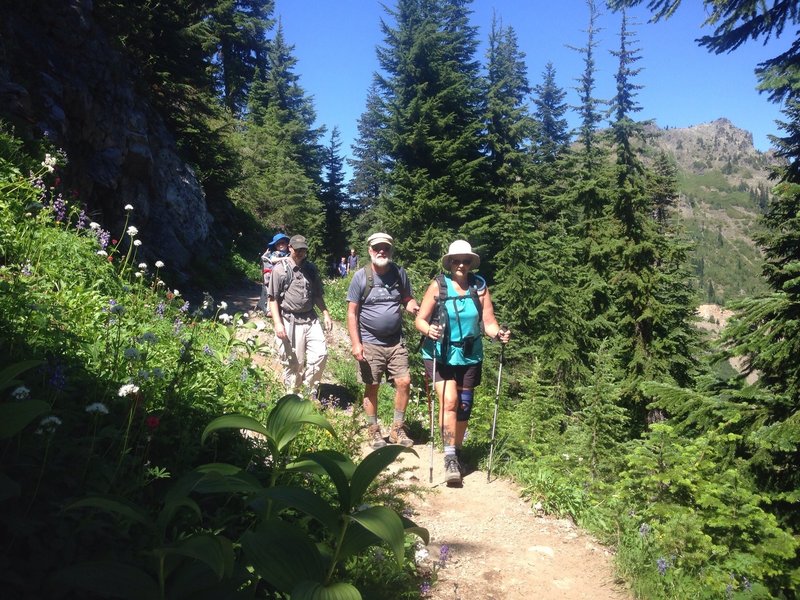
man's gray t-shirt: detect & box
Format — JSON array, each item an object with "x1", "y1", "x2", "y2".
[{"x1": 347, "y1": 264, "x2": 412, "y2": 346}]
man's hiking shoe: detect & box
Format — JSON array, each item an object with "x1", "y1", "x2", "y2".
[
  {"x1": 388, "y1": 422, "x2": 414, "y2": 447},
  {"x1": 444, "y1": 455, "x2": 462, "y2": 486},
  {"x1": 368, "y1": 423, "x2": 387, "y2": 449}
]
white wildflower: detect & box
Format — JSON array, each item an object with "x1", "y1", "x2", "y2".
[
  {"x1": 414, "y1": 547, "x2": 429, "y2": 564},
  {"x1": 124, "y1": 204, "x2": 134, "y2": 212},
  {"x1": 11, "y1": 385, "x2": 30, "y2": 400},
  {"x1": 173, "y1": 289, "x2": 181, "y2": 297},
  {"x1": 42, "y1": 153, "x2": 57, "y2": 173},
  {"x1": 138, "y1": 262, "x2": 147, "y2": 270},
  {"x1": 117, "y1": 383, "x2": 140, "y2": 397},
  {"x1": 133, "y1": 239, "x2": 142, "y2": 247},
  {"x1": 134, "y1": 271, "x2": 143, "y2": 278},
  {"x1": 89, "y1": 222, "x2": 100, "y2": 230},
  {"x1": 127, "y1": 226, "x2": 138, "y2": 237},
  {"x1": 85, "y1": 402, "x2": 109, "y2": 414},
  {"x1": 219, "y1": 313, "x2": 233, "y2": 324},
  {"x1": 97, "y1": 250, "x2": 108, "y2": 257},
  {"x1": 236, "y1": 319, "x2": 244, "y2": 326},
  {"x1": 155, "y1": 260, "x2": 164, "y2": 269},
  {"x1": 218, "y1": 301, "x2": 228, "y2": 310}
]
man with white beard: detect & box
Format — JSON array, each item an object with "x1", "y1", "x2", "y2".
[{"x1": 347, "y1": 232, "x2": 420, "y2": 449}]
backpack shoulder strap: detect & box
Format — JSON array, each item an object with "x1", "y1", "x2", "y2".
[
  {"x1": 359, "y1": 263, "x2": 374, "y2": 305},
  {"x1": 276, "y1": 258, "x2": 291, "y2": 299}
]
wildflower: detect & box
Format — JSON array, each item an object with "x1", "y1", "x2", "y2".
[
  {"x1": 138, "y1": 332, "x2": 157, "y2": 344},
  {"x1": 656, "y1": 557, "x2": 669, "y2": 576},
  {"x1": 42, "y1": 153, "x2": 57, "y2": 172},
  {"x1": 145, "y1": 415, "x2": 160, "y2": 430},
  {"x1": 134, "y1": 272, "x2": 143, "y2": 278},
  {"x1": 742, "y1": 577, "x2": 751, "y2": 591},
  {"x1": 11, "y1": 386, "x2": 30, "y2": 400},
  {"x1": 373, "y1": 548, "x2": 385, "y2": 562},
  {"x1": 137, "y1": 369, "x2": 150, "y2": 381},
  {"x1": 155, "y1": 301, "x2": 165, "y2": 317},
  {"x1": 21, "y1": 261, "x2": 32, "y2": 276},
  {"x1": 639, "y1": 523, "x2": 651, "y2": 538},
  {"x1": 151, "y1": 367, "x2": 164, "y2": 379},
  {"x1": 240, "y1": 368, "x2": 248, "y2": 382},
  {"x1": 124, "y1": 348, "x2": 141, "y2": 360},
  {"x1": 127, "y1": 226, "x2": 138, "y2": 237},
  {"x1": 219, "y1": 313, "x2": 232, "y2": 324},
  {"x1": 242, "y1": 312, "x2": 250, "y2": 319},
  {"x1": 236, "y1": 318, "x2": 244, "y2": 326},
  {"x1": 37, "y1": 415, "x2": 62, "y2": 434},
  {"x1": 48, "y1": 362, "x2": 67, "y2": 391},
  {"x1": 179, "y1": 301, "x2": 190, "y2": 313},
  {"x1": 97, "y1": 250, "x2": 108, "y2": 257},
  {"x1": 414, "y1": 546, "x2": 429, "y2": 564},
  {"x1": 89, "y1": 221, "x2": 100, "y2": 230},
  {"x1": 53, "y1": 194, "x2": 66, "y2": 222},
  {"x1": 138, "y1": 262, "x2": 147, "y2": 270},
  {"x1": 173, "y1": 318, "x2": 183, "y2": 335},
  {"x1": 173, "y1": 289, "x2": 181, "y2": 297},
  {"x1": 219, "y1": 301, "x2": 228, "y2": 310},
  {"x1": 133, "y1": 239, "x2": 142, "y2": 247},
  {"x1": 438, "y1": 544, "x2": 451, "y2": 567},
  {"x1": 110, "y1": 302, "x2": 124, "y2": 315},
  {"x1": 419, "y1": 581, "x2": 431, "y2": 596},
  {"x1": 85, "y1": 402, "x2": 109, "y2": 414},
  {"x1": 118, "y1": 383, "x2": 140, "y2": 397},
  {"x1": 124, "y1": 204, "x2": 134, "y2": 212},
  {"x1": 97, "y1": 229, "x2": 110, "y2": 249},
  {"x1": 155, "y1": 260, "x2": 164, "y2": 269},
  {"x1": 76, "y1": 210, "x2": 88, "y2": 229}
]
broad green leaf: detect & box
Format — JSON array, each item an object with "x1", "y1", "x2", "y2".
[
  {"x1": 155, "y1": 533, "x2": 234, "y2": 580},
  {"x1": 349, "y1": 445, "x2": 415, "y2": 508},
  {"x1": 157, "y1": 495, "x2": 201, "y2": 535},
  {"x1": 337, "y1": 520, "x2": 381, "y2": 562},
  {"x1": 0, "y1": 359, "x2": 43, "y2": 392},
  {"x1": 50, "y1": 561, "x2": 159, "y2": 599},
  {"x1": 65, "y1": 496, "x2": 153, "y2": 529},
  {"x1": 267, "y1": 395, "x2": 337, "y2": 450},
  {"x1": 259, "y1": 486, "x2": 341, "y2": 533},
  {"x1": 349, "y1": 506, "x2": 406, "y2": 567},
  {"x1": 287, "y1": 450, "x2": 354, "y2": 510},
  {"x1": 400, "y1": 515, "x2": 430, "y2": 546},
  {"x1": 201, "y1": 414, "x2": 270, "y2": 445},
  {"x1": 292, "y1": 580, "x2": 362, "y2": 600},
  {"x1": 0, "y1": 400, "x2": 49, "y2": 439},
  {"x1": 191, "y1": 470, "x2": 263, "y2": 495},
  {"x1": 241, "y1": 520, "x2": 325, "y2": 592}
]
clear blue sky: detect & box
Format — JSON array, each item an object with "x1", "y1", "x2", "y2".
[{"x1": 276, "y1": 0, "x2": 788, "y2": 175}]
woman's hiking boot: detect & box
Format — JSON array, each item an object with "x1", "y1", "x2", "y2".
[
  {"x1": 368, "y1": 423, "x2": 387, "y2": 449},
  {"x1": 388, "y1": 421, "x2": 414, "y2": 447},
  {"x1": 444, "y1": 455, "x2": 462, "y2": 486}
]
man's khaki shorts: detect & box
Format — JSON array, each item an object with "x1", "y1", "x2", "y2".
[{"x1": 358, "y1": 341, "x2": 410, "y2": 385}]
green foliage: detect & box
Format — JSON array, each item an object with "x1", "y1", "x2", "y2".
[{"x1": 0, "y1": 135, "x2": 426, "y2": 599}]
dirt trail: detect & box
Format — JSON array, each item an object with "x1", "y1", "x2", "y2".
[{"x1": 219, "y1": 280, "x2": 630, "y2": 600}]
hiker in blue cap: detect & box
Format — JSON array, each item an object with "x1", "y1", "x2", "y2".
[{"x1": 257, "y1": 232, "x2": 290, "y2": 314}]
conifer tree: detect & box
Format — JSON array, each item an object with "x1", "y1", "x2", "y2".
[
  {"x1": 320, "y1": 126, "x2": 350, "y2": 266},
  {"x1": 532, "y1": 62, "x2": 570, "y2": 165},
  {"x1": 374, "y1": 0, "x2": 487, "y2": 273}
]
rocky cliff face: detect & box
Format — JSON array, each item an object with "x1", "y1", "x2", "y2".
[{"x1": 0, "y1": 1, "x2": 216, "y2": 280}]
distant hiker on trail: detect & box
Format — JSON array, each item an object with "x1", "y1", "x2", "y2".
[
  {"x1": 347, "y1": 232, "x2": 420, "y2": 449},
  {"x1": 347, "y1": 247, "x2": 358, "y2": 274},
  {"x1": 257, "y1": 232, "x2": 290, "y2": 314},
  {"x1": 338, "y1": 256, "x2": 348, "y2": 278},
  {"x1": 415, "y1": 240, "x2": 511, "y2": 486},
  {"x1": 269, "y1": 234, "x2": 333, "y2": 397}
]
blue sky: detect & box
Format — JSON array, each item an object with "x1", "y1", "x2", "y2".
[{"x1": 276, "y1": 0, "x2": 788, "y2": 174}]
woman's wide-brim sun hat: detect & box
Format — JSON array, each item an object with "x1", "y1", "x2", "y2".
[{"x1": 442, "y1": 240, "x2": 480, "y2": 270}]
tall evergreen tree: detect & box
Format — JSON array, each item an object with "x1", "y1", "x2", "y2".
[
  {"x1": 348, "y1": 80, "x2": 390, "y2": 215},
  {"x1": 320, "y1": 126, "x2": 349, "y2": 267},
  {"x1": 208, "y1": 0, "x2": 274, "y2": 115},
  {"x1": 375, "y1": 0, "x2": 487, "y2": 273},
  {"x1": 532, "y1": 62, "x2": 570, "y2": 165}
]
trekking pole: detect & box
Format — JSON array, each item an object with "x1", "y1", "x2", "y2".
[
  {"x1": 487, "y1": 326, "x2": 508, "y2": 483},
  {"x1": 424, "y1": 370, "x2": 434, "y2": 483}
]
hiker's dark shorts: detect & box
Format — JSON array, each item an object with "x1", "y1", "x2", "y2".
[
  {"x1": 358, "y1": 341, "x2": 410, "y2": 385},
  {"x1": 424, "y1": 360, "x2": 482, "y2": 388}
]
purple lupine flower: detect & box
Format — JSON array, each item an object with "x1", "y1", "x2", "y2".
[
  {"x1": 97, "y1": 229, "x2": 110, "y2": 249},
  {"x1": 179, "y1": 301, "x2": 190, "y2": 313},
  {"x1": 47, "y1": 361, "x2": 67, "y2": 391},
  {"x1": 173, "y1": 318, "x2": 183, "y2": 335},
  {"x1": 742, "y1": 577, "x2": 751, "y2": 591},
  {"x1": 76, "y1": 209, "x2": 88, "y2": 229},
  {"x1": 656, "y1": 557, "x2": 669, "y2": 576},
  {"x1": 52, "y1": 193, "x2": 66, "y2": 222},
  {"x1": 155, "y1": 301, "x2": 166, "y2": 318},
  {"x1": 240, "y1": 368, "x2": 248, "y2": 382},
  {"x1": 639, "y1": 523, "x2": 651, "y2": 538},
  {"x1": 438, "y1": 544, "x2": 451, "y2": 567},
  {"x1": 419, "y1": 581, "x2": 431, "y2": 596}
]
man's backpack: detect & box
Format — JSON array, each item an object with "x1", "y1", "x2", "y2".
[
  {"x1": 274, "y1": 258, "x2": 319, "y2": 303},
  {"x1": 358, "y1": 262, "x2": 401, "y2": 305}
]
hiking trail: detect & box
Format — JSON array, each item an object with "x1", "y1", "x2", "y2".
[{"x1": 218, "y1": 279, "x2": 630, "y2": 600}]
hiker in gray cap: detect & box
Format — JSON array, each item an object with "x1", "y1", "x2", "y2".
[
  {"x1": 347, "y1": 232, "x2": 419, "y2": 448},
  {"x1": 269, "y1": 234, "x2": 332, "y2": 396}
]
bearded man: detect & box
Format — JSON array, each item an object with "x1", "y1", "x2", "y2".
[{"x1": 346, "y1": 232, "x2": 419, "y2": 449}]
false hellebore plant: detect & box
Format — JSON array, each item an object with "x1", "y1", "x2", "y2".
[{"x1": 55, "y1": 395, "x2": 428, "y2": 600}]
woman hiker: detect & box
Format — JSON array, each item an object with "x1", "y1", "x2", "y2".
[{"x1": 415, "y1": 240, "x2": 511, "y2": 486}]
